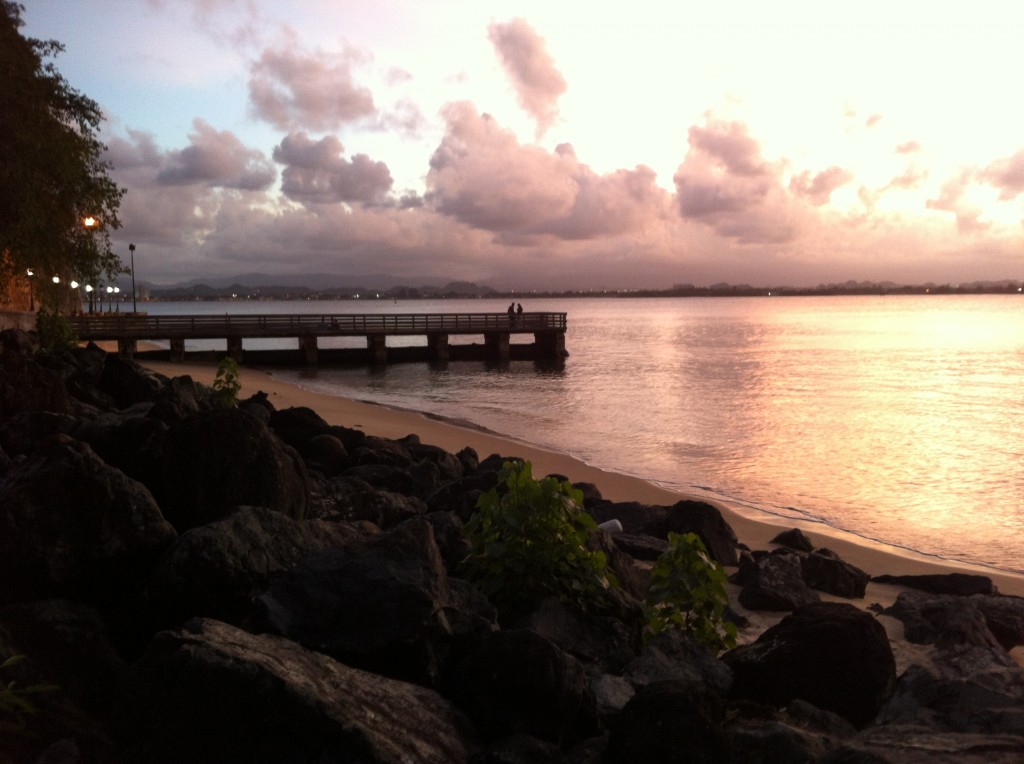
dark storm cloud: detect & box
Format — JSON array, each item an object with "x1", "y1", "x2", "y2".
[
  {"x1": 249, "y1": 45, "x2": 376, "y2": 131},
  {"x1": 272, "y1": 132, "x2": 393, "y2": 205},
  {"x1": 487, "y1": 18, "x2": 567, "y2": 137},
  {"x1": 156, "y1": 119, "x2": 276, "y2": 190}
]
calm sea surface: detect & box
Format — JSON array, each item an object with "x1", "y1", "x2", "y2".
[{"x1": 147, "y1": 295, "x2": 1024, "y2": 574}]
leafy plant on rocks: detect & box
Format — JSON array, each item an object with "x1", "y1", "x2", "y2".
[
  {"x1": 0, "y1": 651, "x2": 57, "y2": 737},
  {"x1": 461, "y1": 460, "x2": 619, "y2": 617},
  {"x1": 212, "y1": 356, "x2": 242, "y2": 408},
  {"x1": 644, "y1": 531, "x2": 737, "y2": 652},
  {"x1": 35, "y1": 308, "x2": 77, "y2": 350}
]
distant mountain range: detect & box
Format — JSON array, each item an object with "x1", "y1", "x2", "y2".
[{"x1": 143, "y1": 273, "x2": 1023, "y2": 300}]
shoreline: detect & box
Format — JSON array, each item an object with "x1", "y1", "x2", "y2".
[{"x1": 139, "y1": 357, "x2": 1024, "y2": 599}]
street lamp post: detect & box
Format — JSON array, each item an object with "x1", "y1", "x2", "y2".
[{"x1": 129, "y1": 243, "x2": 137, "y2": 313}]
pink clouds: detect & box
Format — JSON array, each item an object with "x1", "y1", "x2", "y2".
[
  {"x1": 426, "y1": 103, "x2": 668, "y2": 242},
  {"x1": 156, "y1": 120, "x2": 276, "y2": 190},
  {"x1": 487, "y1": 18, "x2": 567, "y2": 137},
  {"x1": 981, "y1": 150, "x2": 1024, "y2": 200},
  {"x1": 790, "y1": 167, "x2": 854, "y2": 206},
  {"x1": 273, "y1": 132, "x2": 393, "y2": 205},
  {"x1": 249, "y1": 46, "x2": 376, "y2": 131},
  {"x1": 673, "y1": 119, "x2": 799, "y2": 244}
]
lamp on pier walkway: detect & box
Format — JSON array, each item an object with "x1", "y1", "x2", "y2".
[{"x1": 129, "y1": 243, "x2": 137, "y2": 313}]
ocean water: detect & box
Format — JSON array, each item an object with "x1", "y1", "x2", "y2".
[{"x1": 146, "y1": 295, "x2": 1024, "y2": 574}]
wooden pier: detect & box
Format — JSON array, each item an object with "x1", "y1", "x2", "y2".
[{"x1": 67, "y1": 311, "x2": 568, "y2": 365}]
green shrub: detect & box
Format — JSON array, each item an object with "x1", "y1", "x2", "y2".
[
  {"x1": 35, "y1": 309, "x2": 77, "y2": 350},
  {"x1": 212, "y1": 356, "x2": 242, "y2": 407},
  {"x1": 644, "y1": 531, "x2": 737, "y2": 652},
  {"x1": 0, "y1": 653, "x2": 57, "y2": 736},
  {"x1": 461, "y1": 460, "x2": 619, "y2": 616}
]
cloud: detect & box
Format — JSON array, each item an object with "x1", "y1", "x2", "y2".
[
  {"x1": 249, "y1": 45, "x2": 376, "y2": 131},
  {"x1": 896, "y1": 140, "x2": 921, "y2": 154},
  {"x1": 156, "y1": 119, "x2": 276, "y2": 190},
  {"x1": 926, "y1": 169, "x2": 987, "y2": 234},
  {"x1": 272, "y1": 132, "x2": 393, "y2": 205},
  {"x1": 789, "y1": 166, "x2": 854, "y2": 206},
  {"x1": 980, "y1": 149, "x2": 1024, "y2": 200},
  {"x1": 487, "y1": 18, "x2": 567, "y2": 137},
  {"x1": 673, "y1": 118, "x2": 798, "y2": 244},
  {"x1": 426, "y1": 103, "x2": 668, "y2": 241}
]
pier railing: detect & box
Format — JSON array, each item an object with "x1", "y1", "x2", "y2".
[{"x1": 68, "y1": 311, "x2": 567, "y2": 340}]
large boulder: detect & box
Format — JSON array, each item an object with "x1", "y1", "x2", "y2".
[
  {"x1": 607, "y1": 680, "x2": 728, "y2": 763},
  {"x1": 444, "y1": 628, "x2": 600, "y2": 747},
  {"x1": 739, "y1": 553, "x2": 821, "y2": 611},
  {"x1": 119, "y1": 618, "x2": 479, "y2": 763},
  {"x1": 871, "y1": 573, "x2": 996, "y2": 596},
  {"x1": 723, "y1": 602, "x2": 896, "y2": 728},
  {"x1": 883, "y1": 590, "x2": 1024, "y2": 651},
  {"x1": 97, "y1": 356, "x2": 162, "y2": 409},
  {"x1": 0, "y1": 436, "x2": 176, "y2": 606},
  {"x1": 256, "y1": 518, "x2": 486, "y2": 684},
  {"x1": 0, "y1": 330, "x2": 74, "y2": 423},
  {"x1": 801, "y1": 548, "x2": 870, "y2": 599},
  {"x1": 156, "y1": 407, "x2": 310, "y2": 531},
  {"x1": 147, "y1": 506, "x2": 374, "y2": 625}
]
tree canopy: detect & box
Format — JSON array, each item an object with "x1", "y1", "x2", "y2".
[{"x1": 0, "y1": 1, "x2": 125, "y2": 310}]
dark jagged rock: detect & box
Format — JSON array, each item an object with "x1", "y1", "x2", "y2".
[
  {"x1": 98, "y1": 355, "x2": 162, "y2": 409},
  {"x1": 147, "y1": 373, "x2": 207, "y2": 424},
  {"x1": 317, "y1": 474, "x2": 428, "y2": 527},
  {"x1": 518, "y1": 597, "x2": 639, "y2": 673},
  {"x1": 611, "y1": 532, "x2": 669, "y2": 561},
  {"x1": 607, "y1": 680, "x2": 728, "y2": 763},
  {"x1": 871, "y1": 573, "x2": 996, "y2": 596},
  {"x1": 771, "y1": 527, "x2": 815, "y2": 552},
  {"x1": 724, "y1": 602, "x2": 896, "y2": 727},
  {"x1": 739, "y1": 553, "x2": 821, "y2": 611},
  {"x1": 256, "y1": 518, "x2": 484, "y2": 685},
  {"x1": 0, "y1": 330, "x2": 74, "y2": 422},
  {"x1": 445, "y1": 628, "x2": 600, "y2": 747},
  {"x1": 883, "y1": 590, "x2": 1024, "y2": 651},
  {"x1": 0, "y1": 436, "x2": 176, "y2": 606},
  {"x1": 588, "y1": 498, "x2": 739, "y2": 566},
  {"x1": 300, "y1": 432, "x2": 348, "y2": 476},
  {"x1": 0, "y1": 409, "x2": 78, "y2": 456},
  {"x1": 621, "y1": 629, "x2": 733, "y2": 696},
  {"x1": 157, "y1": 407, "x2": 311, "y2": 531},
  {"x1": 118, "y1": 618, "x2": 479, "y2": 763},
  {"x1": 401, "y1": 434, "x2": 465, "y2": 483},
  {"x1": 75, "y1": 412, "x2": 168, "y2": 491},
  {"x1": 875, "y1": 658, "x2": 1024, "y2": 738},
  {"x1": 147, "y1": 506, "x2": 373, "y2": 625},
  {"x1": 801, "y1": 548, "x2": 871, "y2": 598},
  {"x1": 586, "y1": 500, "x2": 665, "y2": 535}
]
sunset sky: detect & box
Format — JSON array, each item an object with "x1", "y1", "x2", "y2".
[{"x1": 22, "y1": 0, "x2": 1024, "y2": 290}]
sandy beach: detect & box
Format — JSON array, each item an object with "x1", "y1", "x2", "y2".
[{"x1": 140, "y1": 357, "x2": 1024, "y2": 605}]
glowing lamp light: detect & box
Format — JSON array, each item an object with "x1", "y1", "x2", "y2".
[
  {"x1": 70, "y1": 280, "x2": 79, "y2": 289},
  {"x1": 106, "y1": 286, "x2": 113, "y2": 294},
  {"x1": 83, "y1": 216, "x2": 97, "y2": 228},
  {"x1": 84, "y1": 285, "x2": 93, "y2": 293},
  {"x1": 26, "y1": 268, "x2": 34, "y2": 276},
  {"x1": 52, "y1": 276, "x2": 60, "y2": 284}
]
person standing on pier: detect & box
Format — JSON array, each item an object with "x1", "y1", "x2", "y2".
[
  {"x1": 508, "y1": 302, "x2": 516, "y2": 322},
  {"x1": 516, "y1": 303, "x2": 523, "y2": 324}
]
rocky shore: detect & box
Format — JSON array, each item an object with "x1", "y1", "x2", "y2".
[{"x1": 2, "y1": 329, "x2": 1024, "y2": 762}]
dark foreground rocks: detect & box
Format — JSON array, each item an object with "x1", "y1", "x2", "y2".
[{"x1": 2, "y1": 329, "x2": 1022, "y2": 763}]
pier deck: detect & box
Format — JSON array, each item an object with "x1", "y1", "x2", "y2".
[{"x1": 67, "y1": 311, "x2": 568, "y2": 365}]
